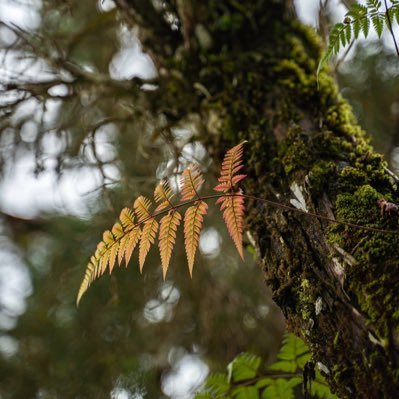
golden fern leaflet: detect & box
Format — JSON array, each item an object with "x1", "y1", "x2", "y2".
[
  {"x1": 134, "y1": 196, "x2": 158, "y2": 272},
  {"x1": 76, "y1": 142, "x2": 247, "y2": 305},
  {"x1": 214, "y1": 141, "x2": 246, "y2": 259},
  {"x1": 184, "y1": 201, "x2": 208, "y2": 277},
  {"x1": 180, "y1": 163, "x2": 208, "y2": 275},
  {"x1": 159, "y1": 210, "x2": 181, "y2": 278},
  {"x1": 216, "y1": 191, "x2": 245, "y2": 259},
  {"x1": 214, "y1": 141, "x2": 247, "y2": 193},
  {"x1": 154, "y1": 180, "x2": 175, "y2": 211},
  {"x1": 118, "y1": 208, "x2": 141, "y2": 266},
  {"x1": 180, "y1": 163, "x2": 204, "y2": 200}
]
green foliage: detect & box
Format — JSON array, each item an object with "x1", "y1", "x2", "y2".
[
  {"x1": 268, "y1": 333, "x2": 310, "y2": 373},
  {"x1": 228, "y1": 353, "x2": 262, "y2": 382},
  {"x1": 195, "y1": 334, "x2": 337, "y2": 399},
  {"x1": 262, "y1": 378, "x2": 301, "y2": 399},
  {"x1": 317, "y1": 0, "x2": 399, "y2": 77}
]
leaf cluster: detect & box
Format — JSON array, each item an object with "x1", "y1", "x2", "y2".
[
  {"x1": 318, "y1": 1, "x2": 399, "y2": 76},
  {"x1": 77, "y1": 142, "x2": 247, "y2": 305},
  {"x1": 195, "y1": 334, "x2": 337, "y2": 399}
]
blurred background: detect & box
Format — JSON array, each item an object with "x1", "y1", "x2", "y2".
[{"x1": 0, "y1": 0, "x2": 398, "y2": 398}]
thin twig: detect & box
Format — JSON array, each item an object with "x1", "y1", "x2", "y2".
[
  {"x1": 384, "y1": 0, "x2": 399, "y2": 58},
  {"x1": 335, "y1": 39, "x2": 354, "y2": 71},
  {"x1": 239, "y1": 194, "x2": 398, "y2": 235},
  {"x1": 96, "y1": 192, "x2": 399, "y2": 256}
]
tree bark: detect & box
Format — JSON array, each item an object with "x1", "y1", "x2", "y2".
[{"x1": 116, "y1": 1, "x2": 399, "y2": 397}]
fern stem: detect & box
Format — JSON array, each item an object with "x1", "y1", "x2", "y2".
[
  {"x1": 384, "y1": 0, "x2": 399, "y2": 57},
  {"x1": 334, "y1": 39, "x2": 354, "y2": 72},
  {"x1": 121, "y1": 193, "x2": 399, "y2": 237},
  {"x1": 229, "y1": 371, "x2": 304, "y2": 387},
  {"x1": 96, "y1": 192, "x2": 399, "y2": 260},
  {"x1": 237, "y1": 193, "x2": 398, "y2": 235}
]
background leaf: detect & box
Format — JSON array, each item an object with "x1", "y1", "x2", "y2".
[
  {"x1": 261, "y1": 378, "x2": 301, "y2": 399},
  {"x1": 228, "y1": 353, "x2": 261, "y2": 383}
]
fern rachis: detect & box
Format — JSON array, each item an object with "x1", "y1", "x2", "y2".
[{"x1": 77, "y1": 141, "x2": 399, "y2": 305}]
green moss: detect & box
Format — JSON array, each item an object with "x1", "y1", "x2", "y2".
[
  {"x1": 281, "y1": 139, "x2": 312, "y2": 175},
  {"x1": 335, "y1": 185, "x2": 380, "y2": 224},
  {"x1": 297, "y1": 279, "x2": 315, "y2": 321},
  {"x1": 337, "y1": 166, "x2": 367, "y2": 191},
  {"x1": 308, "y1": 160, "x2": 336, "y2": 191},
  {"x1": 325, "y1": 181, "x2": 399, "y2": 350},
  {"x1": 326, "y1": 230, "x2": 345, "y2": 247},
  {"x1": 216, "y1": 12, "x2": 245, "y2": 32},
  {"x1": 278, "y1": 125, "x2": 314, "y2": 175},
  {"x1": 274, "y1": 59, "x2": 310, "y2": 90},
  {"x1": 290, "y1": 21, "x2": 323, "y2": 60},
  {"x1": 324, "y1": 101, "x2": 358, "y2": 133},
  {"x1": 329, "y1": 185, "x2": 383, "y2": 250},
  {"x1": 317, "y1": 73, "x2": 339, "y2": 108},
  {"x1": 312, "y1": 130, "x2": 353, "y2": 159}
]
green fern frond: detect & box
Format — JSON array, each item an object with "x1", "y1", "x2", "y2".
[
  {"x1": 195, "y1": 333, "x2": 337, "y2": 399},
  {"x1": 372, "y1": 13, "x2": 384, "y2": 37},
  {"x1": 269, "y1": 333, "x2": 311, "y2": 373},
  {"x1": 367, "y1": 0, "x2": 381, "y2": 13},
  {"x1": 227, "y1": 353, "x2": 261, "y2": 383},
  {"x1": 317, "y1": 22, "x2": 347, "y2": 78},
  {"x1": 317, "y1": 1, "x2": 399, "y2": 80},
  {"x1": 262, "y1": 378, "x2": 301, "y2": 399}
]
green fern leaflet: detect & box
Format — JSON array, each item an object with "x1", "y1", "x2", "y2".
[
  {"x1": 195, "y1": 333, "x2": 337, "y2": 399},
  {"x1": 317, "y1": 1, "x2": 399, "y2": 78}
]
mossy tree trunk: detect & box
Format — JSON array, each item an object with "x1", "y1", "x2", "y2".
[{"x1": 116, "y1": 1, "x2": 399, "y2": 397}]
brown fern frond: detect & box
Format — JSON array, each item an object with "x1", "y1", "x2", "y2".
[
  {"x1": 119, "y1": 207, "x2": 135, "y2": 229},
  {"x1": 88, "y1": 256, "x2": 98, "y2": 282},
  {"x1": 134, "y1": 196, "x2": 152, "y2": 221},
  {"x1": 154, "y1": 180, "x2": 174, "y2": 211},
  {"x1": 180, "y1": 163, "x2": 204, "y2": 200},
  {"x1": 213, "y1": 142, "x2": 247, "y2": 260},
  {"x1": 93, "y1": 242, "x2": 106, "y2": 278},
  {"x1": 117, "y1": 208, "x2": 142, "y2": 266},
  {"x1": 139, "y1": 219, "x2": 159, "y2": 272},
  {"x1": 76, "y1": 228, "x2": 119, "y2": 305},
  {"x1": 133, "y1": 196, "x2": 158, "y2": 271},
  {"x1": 99, "y1": 230, "x2": 115, "y2": 274},
  {"x1": 216, "y1": 191, "x2": 245, "y2": 259},
  {"x1": 214, "y1": 141, "x2": 247, "y2": 192},
  {"x1": 77, "y1": 259, "x2": 97, "y2": 305},
  {"x1": 159, "y1": 210, "x2": 181, "y2": 278},
  {"x1": 77, "y1": 208, "x2": 142, "y2": 305},
  {"x1": 121, "y1": 227, "x2": 142, "y2": 266},
  {"x1": 107, "y1": 223, "x2": 122, "y2": 272},
  {"x1": 184, "y1": 200, "x2": 208, "y2": 277},
  {"x1": 98, "y1": 223, "x2": 125, "y2": 275},
  {"x1": 78, "y1": 142, "x2": 249, "y2": 305}
]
